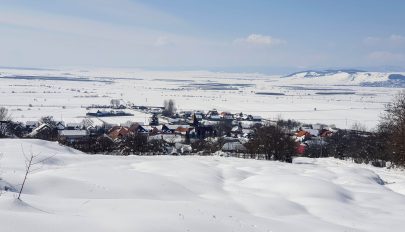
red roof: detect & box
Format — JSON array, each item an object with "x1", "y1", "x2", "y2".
[
  {"x1": 108, "y1": 127, "x2": 130, "y2": 140},
  {"x1": 295, "y1": 130, "x2": 310, "y2": 137}
]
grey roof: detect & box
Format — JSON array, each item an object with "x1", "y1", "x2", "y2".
[{"x1": 59, "y1": 130, "x2": 88, "y2": 136}]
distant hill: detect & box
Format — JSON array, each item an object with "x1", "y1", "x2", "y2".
[
  {"x1": 282, "y1": 69, "x2": 405, "y2": 87},
  {"x1": 284, "y1": 69, "x2": 366, "y2": 78}
]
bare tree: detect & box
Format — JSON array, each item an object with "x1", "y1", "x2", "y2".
[
  {"x1": 191, "y1": 139, "x2": 214, "y2": 155},
  {"x1": 18, "y1": 146, "x2": 55, "y2": 200},
  {"x1": 1, "y1": 121, "x2": 25, "y2": 138},
  {"x1": 0, "y1": 152, "x2": 3, "y2": 196},
  {"x1": 39, "y1": 116, "x2": 57, "y2": 127},
  {"x1": 0, "y1": 123, "x2": 8, "y2": 138},
  {"x1": 214, "y1": 120, "x2": 232, "y2": 137},
  {"x1": 0, "y1": 119, "x2": 17, "y2": 138},
  {"x1": 110, "y1": 99, "x2": 121, "y2": 108},
  {"x1": 147, "y1": 139, "x2": 165, "y2": 153},
  {"x1": 0, "y1": 107, "x2": 10, "y2": 121},
  {"x1": 120, "y1": 133, "x2": 149, "y2": 155},
  {"x1": 379, "y1": 90, "x2": 405, "y2": 166},
  {"x1": 245, "y1": 124, "x2": 296, "y2": 162},
  {"x1": 162, "y1": 99, "x2": 176, "y2": 117},
  {"x1": 325, "y1": 129, "x2": 389, "y2": 166},
  {"x1": 276, "y1": 118, "x2": 302, "y2": 131},
  {"x1": 351, "y1": 122, "x2": 367, "y2": 132},
  {"x1": 35, "y1": 116, "x2": 59, "y2": 141}
]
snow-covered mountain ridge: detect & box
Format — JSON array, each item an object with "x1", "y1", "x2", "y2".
[{"x1": 282, "y1": 69, "x2": 405, "y2": 86}]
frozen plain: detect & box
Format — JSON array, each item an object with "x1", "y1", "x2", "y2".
[{"x1": 0, "y1": 67, "x2": 402, "y2": 129}]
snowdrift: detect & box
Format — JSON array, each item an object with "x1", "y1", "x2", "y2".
[{"x1": 1, "y1": 139, "x2": 405, "y2": 232}]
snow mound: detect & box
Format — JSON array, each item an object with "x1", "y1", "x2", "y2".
[
  {"x1": 0, "y1": 139, "x2": 405, "y2": 231},
  {"x1": 0, "y1": 179, "x2": 17, "y2": 192}
]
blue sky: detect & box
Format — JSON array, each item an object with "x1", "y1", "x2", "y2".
[{"x1": 1, "y1": 0, "x2": 405, "y2": 74}]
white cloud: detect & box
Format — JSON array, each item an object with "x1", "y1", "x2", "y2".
[
  {"x1": 364, "y1": 34, "x2": 405, "y2": 46},
  {"x1": 367, "y1": 51, "x2": 405, "y2": 62},
  {"x1": 0, "y1": 0, "x2": 190, "y2": 46},
  {"x1": 235, "y1": 34, "x2": 286, "y2": 46},
  {"x1": 154, "y1": 36, "x2": 172, "y2": 47},
  {"x1": 363, "y1": 36, "x2": 381, "y2": 45},
  {"x1": 389, "y1": 34, "x2": 405, "y2": 45}
]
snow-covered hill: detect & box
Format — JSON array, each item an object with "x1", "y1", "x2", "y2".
[
  {"x1": 1, "y1": 139, "x2": 405, "y2": 231},
  {"x1": 282, "y1": 69, "x2": 405, "y2": 86}
]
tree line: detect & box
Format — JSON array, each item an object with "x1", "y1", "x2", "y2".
[{"x1": 303, "y1": 90, "x2": 405, "y2": 167}]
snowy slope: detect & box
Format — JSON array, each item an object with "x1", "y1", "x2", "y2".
[{"x1": 1, "y1": 139, "x2": 405, "y2": 231}]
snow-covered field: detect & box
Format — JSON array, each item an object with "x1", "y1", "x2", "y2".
[
  {"x1": 1, "y1": 139, "x2": 405, "y2": 231},
  {"x1": 0, "y1": 67, "x2": 402, "y2": 129}
]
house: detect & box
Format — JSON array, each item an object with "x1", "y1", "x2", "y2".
[
  {"x1": 222, "y1": 141, "x2": 247, "y2": 152},
  {"x1": 179, "y1": 111, "x2": 193, "y2": 118},
  {"x1": 175, "y1": 126, "x2": 193, "y2": 135},
  {"x1": 294, "y1": 130, "x2": 311, "y2": 142},
  {"x1": 129, "y1": 123, "x2": 149, "y2": 134},
  {"x1": 106, "y1": 123, "x2": 150, "y2": 140},
  {"x1": 92, "y1": 110, "x2": 108, "y2": 117},
  {"x1": 312, "y1": 123, "x2": 328, "y2": 130},
  {"x1": 304, "y1": 137, "x2": 327, "y2": 148},
  {"x1": 150, "y1": 108, "x2": 163, "y2": 114},
  {"x1": 220, "y1": 112, "x2": 234, "y2": 120},
  {"x1": 65, "y1": 123, "x2": 83, "y2": 130},
  {"x1": 296, "y1": 143, "x2": 307, "y2": 155},
  {"x1": 82, "y1": 118, "x2": 105, "y2": 135},
  {"x1": 25, "y1": 121, "x2": 39, "y2": 131},
  {"x1": 86, "y1": 110, "x2": 133, "y2": 117},
  {"x1": 201, "y1": 119, "x2": 221, "y2": 126},
  {"x1": 29, "y1": 123, "x2": 50, "y2": 136},
  {"x1": 194, "y1": 113, "x2": 203, "y2": 121},
  {"x1": 231, "y1": 123, "x2": 243, "y2": 137},
  {"x1": 239, "y1": 120, "x2": 261, "y2": 129},
  {"x1": 300, "y1": 127, "x2": 319, "y2": 137},
  {"x1": 55, "y1": 121, "x2": 65, "y2": 130},
  {"x1": 194, "y1": 111, "x2": 204, "y2": 118},
  {"x1": 239, "y1": 129, "x2": 254, "y2": 138},
  {"x1": 247, "y1": 115, "x2": 262, "y2": 122},
  {"x1": 206, "y1": 109, "x2": 221, "y2": 121},
  {"x1": 320, "y1": 129, "x2": 333, "y2": 137},
  {"x1": 194, "y1": 125, "x2": 216, "y2": 139},
  {"x1": 108, "y1": 126, "x2": 130, "y2": 140},
  {"x1": 160, "y1": 124, "x2": 190, "y2": 134},
  {"x1": 190, "y1": 112, "x2": 204, "y2": 126},
  {"x1": 28, "y1": 123, "x2": 54, "y2": 139},
  {"x1": 145, "y1": 125, "x2": 163, "y2": 135},
  {"x1": 59, "y1": 130, "x2": 88, "y2": 142},
  {"x1": 166, "y1": 117, "x2": 182, "y2": 124},
  {"x1": 162, "y1": 124, "x2": 177, "y2": 133}
]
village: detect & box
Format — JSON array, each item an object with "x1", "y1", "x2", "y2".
[{"x1": 0, "y1": 98, "x2": 340, "y2": 158}]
